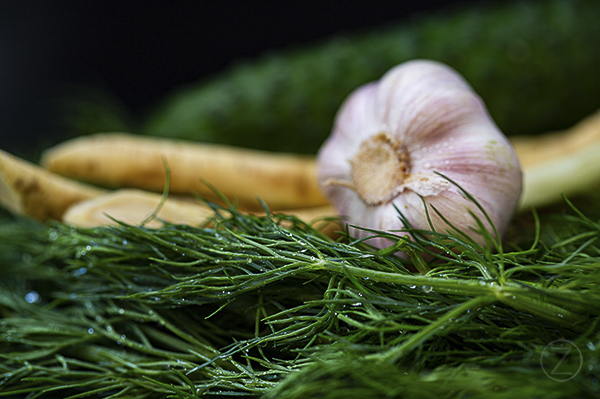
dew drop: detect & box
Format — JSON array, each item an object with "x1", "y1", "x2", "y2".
[
  {"x1": 49, "y1": 229, "x2": 59, "y2": 241},
  {"x1": 71, "y1": 267, "x2": 87, "y2": 277},
  {"x1": 88, "y1": 328, "x2": 95, "y2": 334},
  {"x1": 25, "y1": 291, "x2": 40, "y2": 304}
]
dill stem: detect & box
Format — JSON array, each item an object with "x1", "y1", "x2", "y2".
[
  {"x1": 319, "y1": 261, "x2": 592, "y2": 330},
  {"x1": 369, "y1": 295, "x2": 498, "y2": 364},
  {"x1": 319, "y1": 261, "x2": 495, "y2": 297}
]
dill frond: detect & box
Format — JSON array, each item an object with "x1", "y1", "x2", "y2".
[{"x1": 1, "y1": 198, "x2": 600, "y2": 398}]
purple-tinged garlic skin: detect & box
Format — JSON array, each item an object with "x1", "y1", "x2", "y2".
[{"x1": 317, "y1": 60, "x2": 522, "y2": 248}]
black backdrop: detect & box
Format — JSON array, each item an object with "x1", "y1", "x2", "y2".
[{"x1": 0, "y1": 0, "x2": 484, "y2": 154}]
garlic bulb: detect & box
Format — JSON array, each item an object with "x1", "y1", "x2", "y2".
[{"x1": 317, "y1": 60, "x2": 522, "y2": 249}]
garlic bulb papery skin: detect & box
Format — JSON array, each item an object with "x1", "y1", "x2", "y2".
[{"x1": 317, "y1": 59, "x2": 522, "y2": 249}]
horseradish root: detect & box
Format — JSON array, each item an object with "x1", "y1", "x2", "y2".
[
  {"x1": 512, "y1": 108, "x2": 600, "y2": 209},
  {"x1": 62, "y1": 189, "x2": 213, "y2": 228},
  {"x1": 0, "y1": 149, "x2": 105, "y2": 221},
  {"x1": 0, "y1": 149, "x2": 337, "y2": 230},
  {"x1": 40, "y1": 133, "x2": 329, "y2": 211},
  {"x1": 63, "y1": 188, "x2": 338, "y2": 232}
]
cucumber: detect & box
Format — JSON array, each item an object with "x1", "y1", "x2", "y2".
[{"x1": 143, "y1": 0, "x2": 600, "y2": 154}]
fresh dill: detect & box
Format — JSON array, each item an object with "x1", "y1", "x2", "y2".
[{"x1": 1, "y1": 196, "x2": 600, "y2": 398}]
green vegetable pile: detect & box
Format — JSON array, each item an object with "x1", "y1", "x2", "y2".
[{"x1": 1, "y1": 195, "x2": 600, "y2": 398}]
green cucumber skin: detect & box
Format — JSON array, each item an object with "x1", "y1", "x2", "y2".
[{"x1": 143, "y1": 0, "x2": 600, "y2": 154}]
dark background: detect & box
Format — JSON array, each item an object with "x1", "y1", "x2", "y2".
[{"x1": 0, "y1": 0, "x2": 484, "y2": 155}]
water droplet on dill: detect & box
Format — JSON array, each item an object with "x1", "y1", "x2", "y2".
[
  {"x1": 48, "y1": 229, "x2": 58, "y2": 241},
  {"x1": 71, "y1": 267, "x2": 87, "y2": 277}
]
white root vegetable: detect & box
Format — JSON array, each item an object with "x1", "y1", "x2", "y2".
[
  {"x1": 0, "y1": 149, "x2": 105, "y2": 221},
  {"x1": 40, "y1": 133, "x2": 329, "y2": 211},
  {"x1": 0, "y1": 149, "x2": 337, "y2": 230},
  {"x1": 63, "y1": 188, "x2": 338, "y2": 231},
  {"x1": 512, "y1": 108, "x2": 600, "y2": 209},
  {"x1": 62, "y1": 189, "x2": 214, "y2": 228}
]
